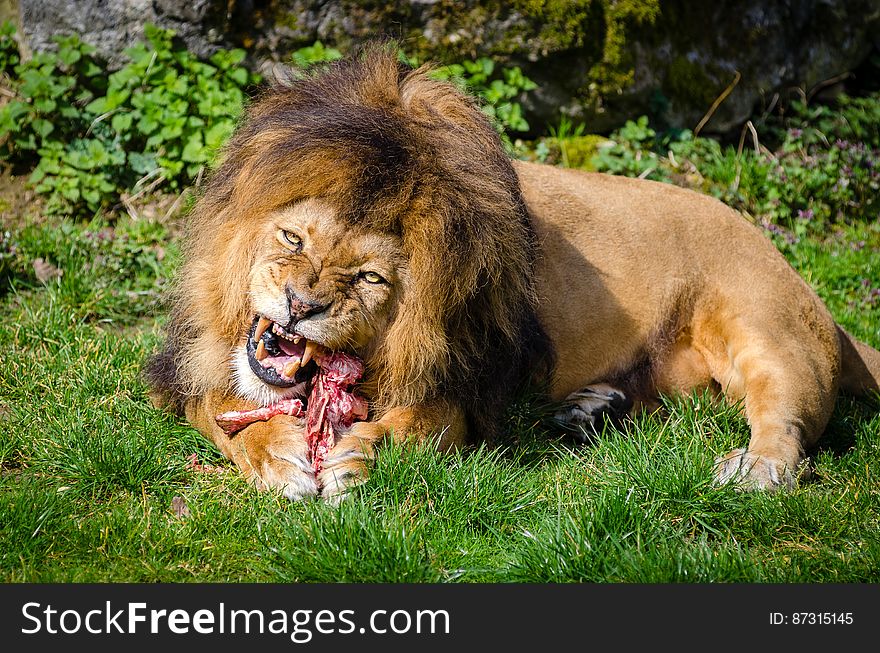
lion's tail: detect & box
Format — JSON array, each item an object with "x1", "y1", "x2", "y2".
[{"x1": 838, "y1": 326, "x2": 880, "y2": 399}]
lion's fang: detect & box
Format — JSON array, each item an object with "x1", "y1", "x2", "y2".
[
  {"x1": 301, "y1": 341, "x2": 318, "y2": 367},
  {"x1": 254, "y1": 316, "x2": 272, "y2": 342},
  {"x1": 255, "y1": 340, "x2": 268, "y2": 361}
]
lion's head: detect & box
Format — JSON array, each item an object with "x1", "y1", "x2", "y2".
[{"x1": 146, "y1": 45, "x2": 554, "y2": 441}]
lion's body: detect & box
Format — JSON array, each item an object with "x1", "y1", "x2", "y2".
[
  {"x1": 146, "y1": 47, "x2": 880, "y2": 500},
  {"x1": 521, "y1": 162, "x2": 875, "y2": 486},
  {"x1": 524, "y1": 161, "x2": 839, "y2": 405}
]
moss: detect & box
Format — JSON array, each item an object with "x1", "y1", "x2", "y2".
[
  {"x1": 505, "y1": 0, "x2": 604, "y2": 51},
  {"x1": 663, "y1": 55, "x2": 719, "y2": 108},
  {"x1": 269, "y1": 0, "x2": 661, "y2": 120},
  {"x1": 527, "y1": 133, "x2": 611, "y2": 170},
  {"x1": 573, "y1": 0, "x2": 661, "y2": 111},
  {"x1": 271, "y1": 1, "x2": 656, "y2": 68},
  {"x1": 559, "y1": 134, "x2": 610, "y2": 169}
]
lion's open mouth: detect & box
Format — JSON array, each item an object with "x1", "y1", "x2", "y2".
[
  {"x1": 246, "y1": 315, "x2": 321, "y2": 388},
  {"x1": 221, "y1": 315, "x2": 369, "y2": 478}
]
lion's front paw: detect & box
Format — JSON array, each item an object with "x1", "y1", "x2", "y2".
[
  {"x1": 713, "y1": 448, "x2": 801, "y2": 491},
  {"x1": 318, "y1": 430, "x2": 376, "y2": 504},
  {"x1": 255, "y1": 439, "x2": 320, "y2": 501},
  {"x1": 232, "y1": 417, "x2": 319, "y2": 501}
]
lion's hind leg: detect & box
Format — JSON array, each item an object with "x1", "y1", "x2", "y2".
[
  {"x1": 698, "y1": 311, "x2": 840, "y2": 491},
  {"x1": 553, "y1": 383, "x2": 633, "y2": 443}
]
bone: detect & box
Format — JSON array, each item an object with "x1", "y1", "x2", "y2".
[{"x1": 215, "y1": 398, "x2": 305, "y2": 436}]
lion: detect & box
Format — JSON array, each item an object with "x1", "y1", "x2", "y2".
[{"x1": 145, "y1": 46, "x2": 880, "y2": 501}]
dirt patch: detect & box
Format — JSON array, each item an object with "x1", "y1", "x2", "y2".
[{"x1": 0, "y1": 167, "x2": 40, "y2": 231}]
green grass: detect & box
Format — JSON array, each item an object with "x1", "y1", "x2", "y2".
[{"x1": 1, "y1": 210, "x2": 878, "y2": 583}]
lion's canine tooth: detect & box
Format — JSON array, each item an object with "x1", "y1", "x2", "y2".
[
  {"x1": 283, "y1": 361, "x2": 300, "y2": 377},
  {"x1": 254, "y1": 316, "x2": 272, "y2": 342},
  {"x1": 255, "y1": 340, "x2": 268, "y2": 361},
  {"x1": 301, "y1": 341, "x2": 318, "y2": 367},
  {"x1": 293, "y1": 336, "x2": 302, "y2": 344}
]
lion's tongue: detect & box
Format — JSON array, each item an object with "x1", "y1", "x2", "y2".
[
  {"x1": 259, "y1": 338, "x2": 317, "y2": 379},
  {"x1": 277, "y1": 338, "x2": 301, "y2": 356}
]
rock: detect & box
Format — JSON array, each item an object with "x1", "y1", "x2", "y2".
[
  {"x1": 16, "y1": 0, "x2": 880, "y2": 135},
  {"x1": 620, "y1": 0, "x2": 880, "y2": 134},
  {"x1": 18, "y1": 0, "x2": 233, "y2": 66}
]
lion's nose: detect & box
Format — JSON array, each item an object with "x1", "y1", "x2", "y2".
[{"x1": 286, "y1": 289, "x2": 328, "y2": 322}]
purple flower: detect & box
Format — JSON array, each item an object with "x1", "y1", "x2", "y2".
[{"x1": 796, "y1": 208, "x2": 814, "y2": 221}]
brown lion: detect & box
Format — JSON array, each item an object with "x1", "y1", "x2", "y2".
[{"x1": 146, "y1": 46, "x2": 880, "y2": 501}]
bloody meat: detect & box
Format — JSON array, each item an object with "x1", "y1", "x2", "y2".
[
  {"x1": 214, "y1": 351, "x2": 367, "y2": 474},
  {"x1": 304, "y1": 351, "x2": 369, "y2": 473}
]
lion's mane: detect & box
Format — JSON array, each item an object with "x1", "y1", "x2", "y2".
[{"x1": 146, "y1": 45, "x2": 555, "y2": 441}]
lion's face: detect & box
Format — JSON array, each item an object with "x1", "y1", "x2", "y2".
[
  {"x1": 147, "y1": 50, "x2": 552, "y2": 439},
  {"x1": 231, "y1": 198, "x2": 408, "y2": 405}
]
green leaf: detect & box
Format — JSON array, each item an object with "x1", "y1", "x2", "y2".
[
  {"x1": 227, "y1": 67, "x2": 248, "y2": 86},
  {"x1": 111, "y1": 112, "x2": 134, "y2": 133},
  {"x1": 181, "y1": 132, "x2": 205, "y2": 163},
  {"x1": 32, "y1": 97, "x2": 57, "y2": 113},
  {"x1": 32, "y1": 118, "x2": 55, "y2": 139},
  {"x1": 127, "y1": 151, "x2": 157, "y2": 175},
  {"x1": 204, "y1": 121, "x2": 233, "y2": 150},
  {"x1": 82, "y1": 188, "x2": 100, "y2": 205},
  {"x1": 137, "y1": 114, "x2": 159, "y2": 135},
  {"x1": 56, "y1": 45, "x2": 82, "y2": 67},
  {"x1": 61, "y1": 185, "x2": 80, "y2": 201}
]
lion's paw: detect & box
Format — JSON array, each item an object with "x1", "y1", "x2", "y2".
[
  {"x1": 713, "y1": 448, "x2": 803, "y2": 491},
  {"x1": 318, "y1": 433, "x2": 374, "y2": 504},
  {"x1": 253, "y1": 440, "x2": 319, "y2": 501},
  {"x1": 554, "y1": 384, "x2": 632, "y2": 443}
]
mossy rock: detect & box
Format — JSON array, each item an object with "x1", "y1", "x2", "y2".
[{"x1": 17, "y1": 0, "x2": 880, "y2": 136}]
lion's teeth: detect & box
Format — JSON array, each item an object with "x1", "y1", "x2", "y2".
[
  {"x1": 272, "y1": 322, "x2": 297, "y2": 340},
  {"x1": 283, "y1": 360, "x2": 300, "y2": 377},
  {"x1": 254, "y1": 316, "x2": 272, "y2": 342},
  {"x1": 301, "y1": 341, "x2": 318, "y2": 367},
  {"x1": 293, "y1": 336, "x2": 302, "y2": 344},
  {"x1": 255, "y1": 340, "x2": 268, "y2": 361}
]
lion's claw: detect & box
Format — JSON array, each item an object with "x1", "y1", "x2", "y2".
[{"x1": 713, "y1": 448, "x2": 801, "y2": 491}]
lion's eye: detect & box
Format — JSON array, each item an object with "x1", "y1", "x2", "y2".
[
  {"x1": 279, "y1": 230, "x2": 303, "y2": 251},
  {"x1": 361, "y1": 271, "x2": 385, "y2": 284}
]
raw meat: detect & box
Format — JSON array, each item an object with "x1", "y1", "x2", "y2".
[{"x1": 214, "y1": 350, "x2": 368, "y2": 474}]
